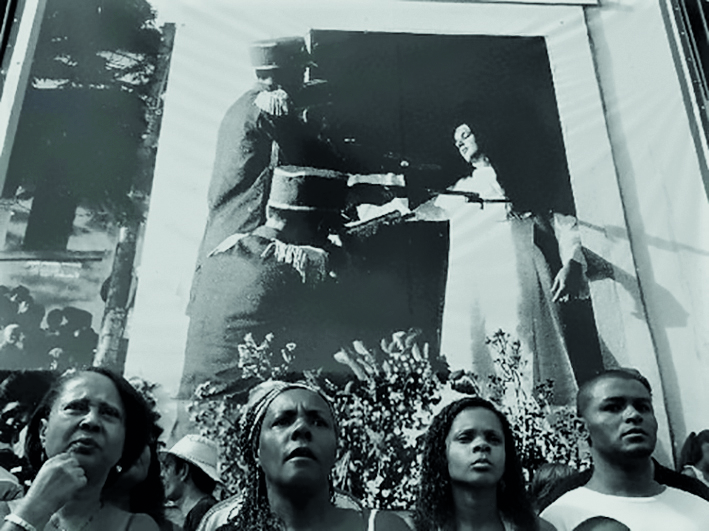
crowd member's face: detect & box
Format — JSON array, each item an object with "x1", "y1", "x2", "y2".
[
  {"x1": 4, "y1": 325, "x2": 21, "y2": 345},
  {"x1": 257, "y1": 389, "x2": 336, "y2": 491},
  {"x1": 454, "y1": 124, "x2": 480, "y2": 164},
  {"x1": 446, "y1": 407, "x2": 506, "y2": 489},
  {"x1": 0, "y1": 402, "x2": 27, "y2": 444},
  {"x1": 575, "y1": 517, "x2": 631, "y2": 531},
  {"x1": 583, "y1": 377, "x2": 657, "y2": 461},
  {"x1": 40, "y1": 372, "x2": 126, "y2": 474},
  {"x1": 160, "y1": 454, "x2": 184, "y2": 502}
]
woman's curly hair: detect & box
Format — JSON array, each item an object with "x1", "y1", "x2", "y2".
[{"x1": 412, "y1": 396, "x2": 538, "y2": 531}]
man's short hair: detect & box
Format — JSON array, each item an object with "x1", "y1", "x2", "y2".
[{"x1": 576, "y1": 368, "x2": 652, "y2": 418}]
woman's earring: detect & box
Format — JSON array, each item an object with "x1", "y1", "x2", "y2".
[{"x1": 115, "y1": 464, "x2": 123, "y2": 474}]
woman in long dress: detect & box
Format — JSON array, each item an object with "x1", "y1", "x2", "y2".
[{"x1": 416, "y1": 122, "x2": 590, "y2": 404}]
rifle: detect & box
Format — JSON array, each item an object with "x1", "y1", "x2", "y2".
[
  {"x1": 426, "y1": 188, "x2": 511, "y2": 206},
  {"x1": 342, "y1": 210, "x2": 416, "y2": 244}
]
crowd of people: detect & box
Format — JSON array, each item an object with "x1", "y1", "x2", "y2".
[
  {"x1": 0, "y1": 367, "x2": 705, "y2": 530},
  {"x1": 0, "y1": 285, "x2": 98, "y2": 371}
]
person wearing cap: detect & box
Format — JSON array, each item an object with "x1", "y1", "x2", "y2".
[
  {"x1": 193, "y1": 36, "x2": 337, "y2": 272},
  {"x1": 180, "y1": 166, "x2": 355, "y2": 398},
  {"x1": 197, "y1": 380, "x2": 410, "y2": 531},
  {"x1": 161, "y1": 435, "x2": 220, "y2": 531}
]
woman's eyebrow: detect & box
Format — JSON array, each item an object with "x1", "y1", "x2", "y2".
[
  {"x1": 305, "y1": 409, "x2": 330, "y2": 419},
  {"x1": 99, "y1": 401, "x2": 124, "y2": 413}
]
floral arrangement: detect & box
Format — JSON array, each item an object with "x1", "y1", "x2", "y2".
[{"x1": 188, "y1": 329, "x2": 590, "y2": 508}]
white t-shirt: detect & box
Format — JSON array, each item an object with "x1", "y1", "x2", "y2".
[{"x1": 540, "y1": 486, "x2": 709, "y2": 531}]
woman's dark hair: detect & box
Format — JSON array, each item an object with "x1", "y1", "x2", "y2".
[
  {"x1": 24, "y1": 367, "x2": 153, "y2": 488},
  {"x1": 528, "y1": 462, "x2": 577, "y2": 511},
  {"x1": 125, "y1": 414, "x2": 167, "y2": 526},
  {"x1": 413, "y1": 396, "x2": 538, "y2": 531},
  {"x1": 679, "y1": 430, "x2": 709, "y2": 470},
  {"x1": 453, "y1": 99, "x2": 576, "y2": 217}
]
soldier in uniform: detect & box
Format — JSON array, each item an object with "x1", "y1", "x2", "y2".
[
  {"x1": 195, "y1": 36, "x2": 313, "y2": 265},
  {"x1": 181, "y1": 166, "x2": 354, "y2": 398}
]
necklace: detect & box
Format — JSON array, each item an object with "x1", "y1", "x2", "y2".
[{"x1": 49, "y1": 502, "x2": 103, "y2": 531}]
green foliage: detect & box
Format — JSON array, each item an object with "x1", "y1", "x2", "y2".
[
  {"x1": 328, "y1": 332, "x2": 446, "y2": 509},
  {"x1": 189, "y1": 329, "x2": 590, "y2": 509}
]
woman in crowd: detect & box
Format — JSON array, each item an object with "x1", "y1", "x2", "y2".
[
  {"x1": 0, "y1": 367, "x2": 159, "y2": 531},
  {"x1": 528, "y1": 462, "x2": 577, "y2": 513},
  {"x1": 679, "y1": 430, "x2": 709, "y2": 487},
  {"x1": 202, "y1": 380, "x2": 409, "y2": 531},
  {"x1": 103, "y1": 414, "x2": 172, "y2": 530},
  {"x1": 412, "y1": 396, "x2": 554, "y2": 531}
]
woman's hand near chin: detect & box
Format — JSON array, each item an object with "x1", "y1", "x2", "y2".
[{"x1": 12, "y1": 453, "x2": 88, "y2": 528}]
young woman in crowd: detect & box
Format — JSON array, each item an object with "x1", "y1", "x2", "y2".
[
  {"x1": 201, "y1": 380, "x2": 409, "y2": 531},
  {"x1": 103, "y1": 413, "x2": 173, "y2": 530},
  {"x1": 0, "y1": 367, "x2": 159, "y2": 531},
  {"x1": 412, "y1": 396, "x2": 555, "y2": 531},
  {"x1": 679, "y1": 430, "x2": 709, "y2": 487}
]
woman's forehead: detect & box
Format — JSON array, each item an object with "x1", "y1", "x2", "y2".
[
  {"x1": 265, "y1": 388, "x2": 332, "y2": 417},
  {"x1": 454, "y1": 123, "x2": 472, "y2": 139},
  {"x1": 449, "y1": 407, "x2": 503, "y2": 434},
  {"x1": 57, "y1": 372, "x2": 123, "y2": 408}
]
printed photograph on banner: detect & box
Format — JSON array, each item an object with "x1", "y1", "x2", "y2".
[
  {"x1": 127, "y1": 3, "x2": 628, "y2": 505},
  {"x1": 0, "y1": 0, "x2": 173, "y2": 375},
  {"x1": 128, "y1": 0, "x2": 616, "y2": 455},
  {"x1": 175, "y1": 28, "x2": 606, "y2": 407}
]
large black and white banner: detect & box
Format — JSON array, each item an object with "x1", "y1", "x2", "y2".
[{"x1": 2, "y1": 0, "x2": 708, "y2": 467}]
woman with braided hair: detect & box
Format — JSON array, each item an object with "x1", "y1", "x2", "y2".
[
  {"x1": 412, "y1": 396, "x2": 554, "y2": 531},
  {"x1": 198, "y1": 380, "x2": 409, "y2": 531}
]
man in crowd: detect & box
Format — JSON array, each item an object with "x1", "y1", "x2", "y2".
[
  {"x1": 541, "y1": 369, "x2": 709, "y2": 529},
  {"x1": 161, "y1": 434, "x2": 220, "y2": 531}
]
